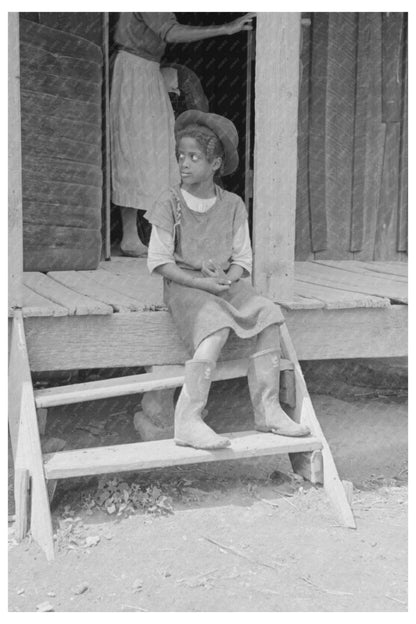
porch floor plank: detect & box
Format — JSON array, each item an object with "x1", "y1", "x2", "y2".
[
  {"x1": 23, "y1": 272, "x2": 112, "y2": 316},
  {"x1": 314, "y1": 260, "x2": 407, "y2": 283},
  {"x1": 21, "y1": 284, "x2": 68, "y2": 317},
  {"x1": 296, "y1": 262, "x2": 408, "y2": 303},
  {"x1": 47, "y1": 270, "x2": 144, "y2": 312},
  {"x1": 84, "y1": 268, "x2": 166, "y2": 310},
  {"x1": 294, "y1": 278, "x2": 390, "y2": 309},
  {"x1": 348, "y1": 260, "x2": 408, "y2": 278},
  {"x1": 20, "y1": 260, "x2": 408, "y2": 317}
]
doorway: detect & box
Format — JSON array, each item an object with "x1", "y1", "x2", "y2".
[
  {"x1": 163, "y1": 13, "x2": 254, "y2": 206},
  {"x1": 108, "y1": 12, "x2": 255, "y2": 249}
]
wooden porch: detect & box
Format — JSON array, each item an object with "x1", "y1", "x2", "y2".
[{"x1": 19, "y1": 258, "x2": 407, "y2": 373}]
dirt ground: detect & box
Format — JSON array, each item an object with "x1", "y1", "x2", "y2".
[{"x1": 8, "y1": 359, "x2": 408, "y2": 612}]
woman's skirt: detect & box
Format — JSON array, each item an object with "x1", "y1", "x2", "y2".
[
  {"x1": 110, "y1": 51, "x2": 180, "y2": 212},
  {"x1": 164, "y1": 276, "x2": 285, "y2": 355}
]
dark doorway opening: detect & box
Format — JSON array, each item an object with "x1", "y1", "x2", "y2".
[
  {"x1": 163, "y1": 13, "x2": 254, "y2": 204},
  {"x1": 108, "y1": 12, "x2": 255, "y2": 247}
]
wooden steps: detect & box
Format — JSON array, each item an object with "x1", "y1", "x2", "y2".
[
  {"x1": 43, "y1": 431, "x2": 322, "y2": 480},
  {"x1": 34, "y1": 358, "x2": 294, "y2": 408},
  {"x1": 10, "y1": 310, "x2": 356, "y2": 561}
]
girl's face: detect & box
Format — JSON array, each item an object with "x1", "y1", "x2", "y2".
[{"x1": 177, "y1": 137, "x2": 221, "y2": 189}]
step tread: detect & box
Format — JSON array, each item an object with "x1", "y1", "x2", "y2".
[
  {"x1": 43, "y1": 430, "x2": 322, "y2": 479},
  {"x1": 34, "y1": 358, "x2": 294, "y2": 408}
]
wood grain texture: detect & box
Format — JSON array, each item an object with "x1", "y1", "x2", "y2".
[
  {"x1": 14, "y1": 382, "x2": 55, "y2": 560},
  {"x1": 314, "y1": 260, "x2": 407, "y2": 283},
  {"x1": 381, "y1": 13, "x2": 404, "y2": 122},
  {"x1": 47, "y1": 271, "x2": 146, "y2": 313},
  {"x1": 253, "y1": 13, "x2": 301, "y2": 300},
  {"x1": 296, "y1": 261, "x2": 407, "y2": 302},
  {"x1": 24, "y1": 304, "x2": 408, "y2": 372},
  {"x1": 350, "y1": 13, "x2": 371, "y2": 252},
  {"x1": 19, "y1": 17, "x2": 102, "y2": 63},
  {"x1": 103, "y1": 12, "x2": 112, "y2": 260},
  {"x1": 20, "y1": 67, "x2": 101, "y2": 102},
  {"x1": 19, "y1": 15, "x2": 103, "y2": 273},
  {"x1": 14, "y1": 468, "x2": 29, "y2": 540},
  {"x1": 22, "y1": 156, "x2": 102, "y2": 186},
  {"x1": 22, "y1": 201, "x2": 101, "y2": 230},
  {"x1": 374, "y1": 123, "x2": 401, "y2": 260},
  {"x1": 20, "y1": 42, "x2": 102, "y2": 83},
  {"x1": 354, "y1": 14, "x2": 386, "y2": 261},
  {"x1": 9, "y1": 311, "x2": 32, "y2": 457},
  {"x1": 276, "y1": 295, "x2": 324, "y2": 311},
  {"x1": 21, "y1": 134, "x2": 102, "y2": 166},
  {"x1": 295, "y1": 13, "x2": 313, "y2": 260},
  {"x1": 22, "y1": 176, "x2": 101, "y2": 207},
  {"x1": 355, "y1": 260, "x2": 407, "y2": 277},
  {"x1": 315, "y1": 13, "x2": 357, "y2": 260},
  {"x1": 8, "y1": 13, "x2": 23, "y2": 311},
  {"x1": 308, "y1": 13, "x2": 329, "y2": 252},
  {"x1": 84, "y1": 269, "x2": 165, "y2": 309},
  {"x1": 294, "y1": 279, "x2": 390, "y2": 309},
  {"x1": 21, "y1": 284, "x2": 68, "y2": 318},
  {"x1": 38, "y1": 12, "x2": 103, "y2": 46},
  {"x1": 23, "y1": 272, "x2": 112, "y2": 316},
  {"x1": 34, "y1": 357, "x2": 294, "y2": 408},
  {"x1": 43, "y1": 430, "x2": 322, "y2": 480},
  {"x1": 280, "y1": 324, "x2": 356, "y2": 528},
  {"x1": 23, "y1": 225, "x2": 102, "y2": 272},
  {"x1": 22, "y1": 113, "x2": 101, "y2": 145},
  {"x1": 397, "y1": 21, "x2": 408, "y2": 253},
  {"x1": 20, "y1": 91, "x2": 101, "y2": 125}
]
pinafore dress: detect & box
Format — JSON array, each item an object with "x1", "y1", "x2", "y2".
[{"x1": 145, "y1": 186, "x2": 284, "y2": 354}]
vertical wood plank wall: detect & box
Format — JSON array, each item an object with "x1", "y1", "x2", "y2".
[
  {"x1": 8, "y1": 13, "x2": 23, "y2": 312},
  {"x1": 253, "y1": 13, "x2": 301, "y2": 300},
  {"x1": 295, "y1": 12, "x2": 408, "y2": 261}
]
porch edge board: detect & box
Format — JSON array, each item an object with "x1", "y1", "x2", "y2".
[{"x1": 21, "y1": 305, "x2": 408, "y2": 372}]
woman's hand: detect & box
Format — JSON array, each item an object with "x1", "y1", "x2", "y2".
[{"x1": 225, "y1": 13, "x2": 256, "y2": 35}]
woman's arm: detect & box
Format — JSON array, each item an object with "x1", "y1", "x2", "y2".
[{"x1": 165, "y1": 13, "x2": 255, "y2": 44}]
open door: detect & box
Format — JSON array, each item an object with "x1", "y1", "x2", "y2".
[
  {"x1": 105, "y1": 12, "x2": 256, "y2": 251},
  {"x1": 163, "y1": 12, "x2": 255, "y2": 218}
]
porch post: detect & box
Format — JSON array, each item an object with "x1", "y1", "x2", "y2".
[
  {"x1": 252, "y1": 13, "x2": 301, "y2": 301},
  {"x1": 8, "y1": 12, "x2": 24, "y2": 312}
]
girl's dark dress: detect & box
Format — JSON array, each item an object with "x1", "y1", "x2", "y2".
[{"x1": 145, "y1": 185, "x2": 284, "y2": 354}]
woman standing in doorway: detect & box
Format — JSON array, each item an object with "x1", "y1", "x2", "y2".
[{"x1": 110, "y1": 12, "x2": 255, "y2": 257}]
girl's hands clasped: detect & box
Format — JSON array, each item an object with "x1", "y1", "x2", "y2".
[
  {"x1": 199, "y1": 276, "x2": 231, "y2": 294},
  {"x1": 201, "y1": 259, "x2": 228, "y2": 280},
  {"x1": 200, "y1": 259, "x2": 231, "y2": 293}
]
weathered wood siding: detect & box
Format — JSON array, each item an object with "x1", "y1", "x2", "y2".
[
  {"x1": 295, "y1": 12, "x2": 408, "y2": 261},
  {"x1": 19, "y1": 16, "x2": 103, "y2": 271}
]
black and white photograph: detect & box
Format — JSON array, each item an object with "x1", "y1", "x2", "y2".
[{"x1": 8, "y1": 5, "x2": 409, "y2": 613}]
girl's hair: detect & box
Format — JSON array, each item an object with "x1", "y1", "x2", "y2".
[{"x1": 176, "y1": 124, "x2": 225, "y2": 175}]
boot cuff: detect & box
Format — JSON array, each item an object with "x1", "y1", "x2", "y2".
[
  {"x1": 249, "y1": 348, "x2": 279, "y2": 360},
  {"x1": 185, "y1": 359, "x2": 216, "y2": 367}
]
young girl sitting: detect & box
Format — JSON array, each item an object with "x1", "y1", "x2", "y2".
[{"x1": 145, "y1": 110, "x2": 310, "y2": 450}]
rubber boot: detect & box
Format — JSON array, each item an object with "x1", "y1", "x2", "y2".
[
  {"x1": 174, "y1": 360, "x2": 231, "y2": 450},
  {"x1": 247, "y1": 348, "x2": 310, "y2": 437}
]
